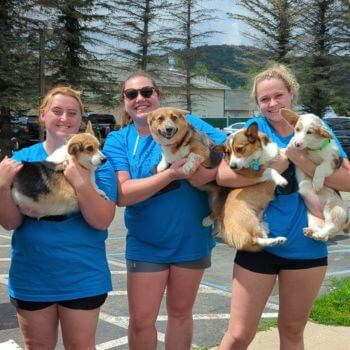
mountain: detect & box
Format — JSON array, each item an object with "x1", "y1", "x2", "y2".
[{"x1": 191, "y1": 44, "x2": 270, "y2": 89}]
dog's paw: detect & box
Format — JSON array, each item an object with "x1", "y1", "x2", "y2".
[
  {"x1": 304, "y1": 227, "x2": 328, "y2": 241},
  {"x1": 271, "y1": 236, "x2": 287, "y2": 246},
  {"x1": 182, "y1": 162, "x2": 195, "y2": 175},
  {"x1": 277, "y1": 177, "x2": 288, "y2": 187},
  {"x1": 312, "y1": 178, "x2": 324, "y2": 192},
  {"x1": 157, "y1": 163, "x2": 168, "y2": 173},
  {"x1": 202, "y1": 216, "x2": 214, "y2": 227}
]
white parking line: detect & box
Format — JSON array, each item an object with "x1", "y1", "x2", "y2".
[
  {"x1": 0, "y1": 340, "x2": 22, "y2": 350},
  {"x1": 0, "y1": 235, "x2": 11, "y2": 240},
  {"x1": 96, "y1": 337, "x2": 128, "y2": 349},
  {"x1": 0, "y1": 245, "x2": 10, "y2": 248}
]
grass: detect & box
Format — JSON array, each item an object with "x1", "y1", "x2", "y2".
[
  {"x1": 193, "y1": 277, "x2": 350, "y2": 349},
  {"x1": 310, "y1": 277, "x2": 350, "y2": 326}
]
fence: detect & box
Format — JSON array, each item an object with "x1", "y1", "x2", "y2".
[{"x1": 201, "y1": 116, "x2": 250, "y2": 129}]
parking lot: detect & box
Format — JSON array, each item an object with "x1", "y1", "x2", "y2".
[{"x1": 1, "y1": 194, "x2": 350, "y2": 349}]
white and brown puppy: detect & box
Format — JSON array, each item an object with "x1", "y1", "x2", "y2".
[
  {"x1": 12, "y1": 122, "x2": 107, "y2": 219},
  {"x1": 147, "y1": 107, "x2": 227, "y2": 228},
  {"x1": 281, "y1": 108, "x2": 349, "y2": 241},
  {"x1": 216, "y1": 122, "x2": 288, "y2": 251}
]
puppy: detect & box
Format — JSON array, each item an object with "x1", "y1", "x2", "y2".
[
  {"x1": 12, "y1": 122, "x2": 107, "y2": 219},
  {"x1": 147, "y1": 107, "x2": 227, "y2": 228},
  {"x1": 216, "y1": 122, "x2": 288, "y2": 251},
  {"x1": 281, "y1": 108, "x2": 350, "y2": 241}
]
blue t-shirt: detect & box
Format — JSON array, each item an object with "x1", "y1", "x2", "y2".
[
  {"x1": 9, "y1": 142, "x2": 117, "y2": 302},
  {"x1": 103, "y1": 114, "x2": 226, "y2": 263},
  {"x1": 245, "y1": 117, "x2": 347, "y2": 259}
]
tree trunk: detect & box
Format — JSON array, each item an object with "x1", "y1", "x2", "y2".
[{"x1": 0, "y1": 106, "x2": 13, "y2": 159}]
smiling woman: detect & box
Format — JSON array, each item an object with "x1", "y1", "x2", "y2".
[{"x1": 0, "y1": 85, "x2": 117, "y2": 350}]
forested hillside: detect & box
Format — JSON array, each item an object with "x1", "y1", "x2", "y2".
[{"x1": 190, "y1": 44, "x2": 270, "y2": 89}]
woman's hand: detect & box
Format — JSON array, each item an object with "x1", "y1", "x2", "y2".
[
  {"x1": 285, "y1": 146, "x2": 309, "y2": 166},
  {"x1": 270, "y1": 149, "x2": 290, "y2": 174},
  {"x1": 0, "y1": 156, "x2": 24, "y2": 230},
  {"x1": 168, "y1": 157, "x2": 202, "y2": 180},
  {"x1": 187, "y1": 164, "x2": 217, "y2": 187},
  {"x1": 63, "y1": 158, "x2": 92, "y2": 191},
  {"x1": 0, "y1": 156, "x2": 23, "y2": 190}
]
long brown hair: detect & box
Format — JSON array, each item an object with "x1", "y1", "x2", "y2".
[{"x1": 117, "y1": 71, "x2": 162, "y2": 127}]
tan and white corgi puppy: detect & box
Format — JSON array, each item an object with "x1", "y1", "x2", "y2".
[
  {"x1": 216, "y1": 122, "x2": 288, "y2": 251},
  {"x1": 281, "y1": 108, "x2": 350, "y2": 241},
  {"x1": 12, "y1": 122, "x2": 107, "y2": 219},
  {"x1": 147, "y1": 107, "x2": 227, "y2": 228}
]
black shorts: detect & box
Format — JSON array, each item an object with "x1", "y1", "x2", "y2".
[
  {"x1": 235, "y1": 250, "x2": 328, "y2": 275},
  {"x1": 126, "y1": 255, "x2": 211, "y2": 272},
  {"x1": 10, "y1": 293, "x2": 108, "y2": 311}
]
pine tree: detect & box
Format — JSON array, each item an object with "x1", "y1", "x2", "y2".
[{"x1": 0, "y1": 0, "x2": 40, "y2": 157}]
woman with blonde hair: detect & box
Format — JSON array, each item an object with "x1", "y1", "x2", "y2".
[
  {"x1": 0, "y1": 86, "x2": 117, "y2": 349},
  {"x1": 217, "y1": 64, "x2": 350, "y2": 349}
]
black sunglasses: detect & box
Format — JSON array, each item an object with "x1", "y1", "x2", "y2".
[{"x1": 123, "y1": 86, "x2": 156, "y2": 100}]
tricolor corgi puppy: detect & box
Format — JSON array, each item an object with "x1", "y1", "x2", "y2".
[
  {"x1": 12, "y1": 122, "x2": 107, "y2": 219},
  {"x1": 281, "y1": 108, "x2": 350, "y2": 241},
  {"x1": 147, "y1": 107, "x2": 228, "y2": 229},
  {"x1": 215, "y1": 122, "x2": 288, "y2": 251}
]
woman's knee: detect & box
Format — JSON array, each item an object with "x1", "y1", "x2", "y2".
[
  {"x1": 224, "y1": 326, "x2": 255, "y2": 347},
  {"x1": 129, "y1": 312, "x2": 157, "y2": 333},
  {"x1": 23, "y1": 337, "x2": 57, "y2": 350},
  {"x1": 278, "y1": 320, "x2": 305, "y2": 342}
]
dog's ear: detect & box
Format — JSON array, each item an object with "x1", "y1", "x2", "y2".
[
  {"x1": 146, "y1": 111, "x2": 155, "y2": 126},
  {"x1": 176, "y1": 109, "x2": 189, "y2": 119},
  {"x1": 85, "y1": 121, "x2": 94, "y2": 135},
  {"x1": 280, "y1": 108, "x2": 299, "y2": 126},
  {"x1": 318, "y1": 126, "x2": 333, "y2": 139},
  {"x1": 211, "y1": 143, "x2": 226, "y2": 154},
  {"x1": 245, "y1": 122, "x2": 259, "y2": 143},
  {"x1": 68, "y1": 142, "x2": 84, "y2": 155}
]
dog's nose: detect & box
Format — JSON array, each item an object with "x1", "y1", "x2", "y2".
[
  {"x1": 101, "y1": 157, "x2": 107, "y2": 164},
  {"x1": 165, "y1": 126, "x2": 174, "y2": 133}
]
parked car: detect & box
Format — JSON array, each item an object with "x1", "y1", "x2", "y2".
[
  {"x1": 86, "y1": 113, "x2": 118, "y2": 142},
  {"x1": 323, "y1": 116, "x2": 350, "y2": 158},
  {"x1": 222, "y1": 121, "x2": 245, "y2": 136}
]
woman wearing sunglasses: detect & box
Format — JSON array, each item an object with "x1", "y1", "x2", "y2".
[{"x1": 103, "y1": 71, "x2": 226, "y2": 350}]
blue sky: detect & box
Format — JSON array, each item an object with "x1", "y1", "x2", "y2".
[{"x1": 199, "y1": 0, "x2": 253, "y2": 46}]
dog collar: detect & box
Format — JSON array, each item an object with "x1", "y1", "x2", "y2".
[
  {"x1": 250, "y1": 159, "x2": 261, "y2": 171},
  {"x1": 309, "y1": 139, "x2": 331, "y2": 151}
]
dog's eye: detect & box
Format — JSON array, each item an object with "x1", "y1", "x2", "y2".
[
  {"x1": 158, "y1": 116, "x2": 165, "y2": 122},
  {"x1": 235, "y1": 146, "x2": 244, "y2": 154},
  {"x1": 85, "y1": 145, "x2": 94, "y2": 152},
  {"x1": 170, "y1": 115, "x2": 177, "y2": 122}
]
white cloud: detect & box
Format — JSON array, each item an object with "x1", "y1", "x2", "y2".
[{"x1": 198, "y1": 0, "x2": 254, "y2": 46}]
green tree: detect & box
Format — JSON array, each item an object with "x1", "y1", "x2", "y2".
[
  {"x1": 297, "y1": 0, "x2": 339, "y2": 117},
  {"x1": 39, "y1": 0, "x2": 117, "y2": 106},
  {"x1": 229, "y1": 0, "x2": 303, "y2": 64},
  {"x1": 108, "y1": 0, "x2": 174, "y2": 71},
  {"x1": 169, "y1": 0, "x2": 218, "y2": 112},
  {"x1": 0, "y1": 0, "x2": 40, "y2": 157}
]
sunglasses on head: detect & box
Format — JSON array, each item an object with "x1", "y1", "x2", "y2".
[{"x1": 123, "y1": 86, "x2": 156, "y2": 100}]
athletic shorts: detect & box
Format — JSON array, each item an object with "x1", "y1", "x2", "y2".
[
  {"x1": 126, "y1": 255, "x2": 211, "y2": 272},
  {"x1": 235, "y1": 250, "x2": 327, "y2": 275},
  {"x1": 10, "y1": 293, "x2": 108, "y2": 311}
]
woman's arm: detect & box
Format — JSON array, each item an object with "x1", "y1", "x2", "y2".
[
  {"x1": 286, "y1": 147, "x2": 350, "y2": 192},
  {"x1": 0, "y1": 157, "x2": 24, "y2": 230},
  {"x1": 117, "y1": 158, "x2": 201, "y2": 206},
  {"x1": 64, "y1": 159, "x2": 115, "y2": 230},
  {"x1": 216, "y1": 150, "x2": 290, "y2": 188}
]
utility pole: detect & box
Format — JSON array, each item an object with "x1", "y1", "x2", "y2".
[{"x1": 39, "y1": 28, "x2": 46, "y2": 140}]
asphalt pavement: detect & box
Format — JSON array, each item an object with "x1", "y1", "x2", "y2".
[{"x1": 1, "y1": 193, "x2": 350, "y2": 349}]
